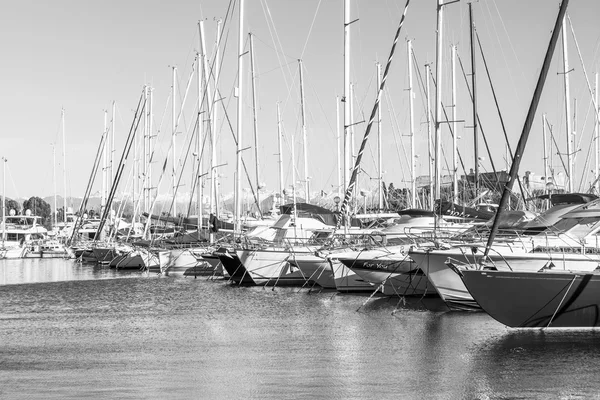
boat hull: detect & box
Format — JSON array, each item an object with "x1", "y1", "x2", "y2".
[
  {"x1": 409, "y1": 249, "x2": 478, "y2": 309},
  {"x1": 235, "y1": 249, "x2": 308, "y2": 286},
  {"x1": 328, "y1": 259, "x2": 374, "y2": 293},
  {"x1": 199, "y1": 252, "x2": 225, "y2": 277},
  {"x1": 288, "y1": 253, "x2": 336, "y2": 289},
  {"x1": 215, "y1": 248, "x2": 254, "y2": 284},
  {"x1": 460, "y1": 269, "x2": 600, "y2": 328}
]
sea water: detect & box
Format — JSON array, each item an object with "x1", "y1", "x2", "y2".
[{"x1": 1, "y1": 258, "x2": 600, "y2": 399}]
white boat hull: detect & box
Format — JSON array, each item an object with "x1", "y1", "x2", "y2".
[
  {"x1": 235, "y1": 248, "x2": 309, "y2": 286},
  {"x1": 288, "y1": 253, "x2": 336, "y2": 289}
]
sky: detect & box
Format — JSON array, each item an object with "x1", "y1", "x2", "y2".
[{"x1": 1, "y1": 0, "x2": 600, "y2": 206}]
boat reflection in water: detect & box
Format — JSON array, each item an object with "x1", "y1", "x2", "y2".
[
  {"x1": 465, "y1": 331, "x2": 600, "y2": 399},
  {"x1": 0, "y1": 258, "x2": 142, "y2": 286}
]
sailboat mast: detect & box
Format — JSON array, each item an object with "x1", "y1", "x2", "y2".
[
  {"x1": 143, "y1": 87, "x2": 148, "y2": 215},
  {"x1": 299, "y1": 59, "x2": 309, "y2": 202},
  {"x1": 343, "y1": 0, "x2": 350, "y2": 197},
  {"x1": 146, "y1": 93, "x2": 152, "y2": 217},
  {"x1": 451, "y1": 44, "x2": 458, "y2": 203},
  {"x1": 235, "y1": 0, "x2": 245, "y2": 234},
  {"x1": 53, "y1": 145, "x2": 57, "y2": 227},
  {"x1": 132, "y1": 98, "x2": 138, "y2": 224},
  {"x1": 111, "y1": 101, "x2": 116, "y2": 217},
  {"x1": 61, "y1": 109, "x2": 67, "y2": 221},
  {"x1": 102, "y1": 110, "x2": 108, "y2": 219},
  {"x1": 542, "y1": 113, "x2": 549, "y2": 195},
  {"x1": 250, "y1": 33, "x2": 261, "y2": 213},
  {"x1": 291, "y1": 136, "x2": 297, "y2": 221},
  {"x1": 594, "y1": 72, "x2": 600, "y2": 193},
  {"x1": 350, "y1": 82, "x2": 356, "y2": 169},
  {"x1": 408, "y1": 40, "x2": 416, "y2": 208},
  {"x1": 196, "y1": 52, "x2": 203, "y2": 231},
  {"x1": 277, "y1": 103, "x2": 284, "y2": 205},
  {"x1": 561, "y1": 16, "x2": 573, "y2": 193},
  {"x1": 213, "y1": 19, "x2": 222, "y2": 218},
  {"x1": 426, "y1": 64, "x2": 434, "y2": 210},
  {"x1": 376, "y1": 62, "x2": 383, "y2": 210},
  {"x1": 484, "y1": 0, "x2": 569, "y2": 257},
  {"x1": 469, "y1": 3, "x2": 479, "y2": 197},
  {"x1": 336, "y1": 96, "x2": 341, "y2": 197},
  {"x1": 2, "y1": 157, "x2": 5, "y2": 244},
  {"x1": 171, "y1": 66, "x2": 178, "y2": 217},
  {"x1": 199, "y1": 21, "x2": 215, "y2": 226},
  {"x1": 434, "y1": 0, "x2": 444, "y2": 202}
]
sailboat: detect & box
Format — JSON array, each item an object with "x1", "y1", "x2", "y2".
[{"x1": 444, "y1": 0, "x2": 600, "y2": 328}]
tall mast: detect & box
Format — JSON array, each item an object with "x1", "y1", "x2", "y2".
[
  {"x1": 53, "y1": 145, "x2": 57, "y2": 227},
  {"x1": 2, "y1": 157, "x2": 5, "y2": 244},
  {"x1": 561, "y1": 16, "x2": 573, "y2": 193},
  {"x1": 484, "y1": 0, "x2": 569, "y2": 257},
  {"x1": 542, "y1": 113, "x2": 548, "y2": 195},
  {"x1": 426, "y1": 64, "x2": 434, "y2": 210},
  {"x1": 350, "y1": 82, "x2": 356, "y2": 167},
  {"x1": 594, "y1": 72, "x2": 600, "y2": 193},
  {"x1": 291, "y1": 136, "x2": 297, "y2": 221},
  {"x1": 235, "y1": 0, "x2": 245, "y2": 233},
  {"x1": 111, "y1": 101, "x2": 116, "y2": 217},
  {"x1": 102, "y1": 110, "x2": 108, "y2": 219},
  {"x1": 343, "y1": 0, "x2": 350, "y2": 196},
  {"x1": 171, "y1": 66, "x2": 178, "y2": 217},
  {"x1": 196, "y1": 52, "x2": 203, "y2": 231},
  {"x1": 277, "y1": 103, "x2": 284, "y2": 205},
  {"x1": 132, "y1": 96, "x2": 138, "y2": 224},
  {"x1": 376, "y1": 62, "x2": 383, "y2": 210},
  {"x1": 250, "y1": 33, "x2": 261, "y2": 213},
  {"x1": 146, "y1": 93, "x2": 152, "y2": 218},
  {"x1": 213, "y1": 19, "x2": 222, "y2": 218},
  {"x1": 408, "y1": 40, "x2": 416, "y2": 208},
  {"x1": 336, "y1": 96, "x2": 341, "y2": 197},
  {"x1": 469, "y1": 2, "x2": 479, "y2": 197},
  {"x1": 199, "y1": 21, "x2": 215, "y2": 227},
  {"x1": 143, "y1": 87, "x2": 148, "y2": 215},
  {"x1": 299, "y1": 59, "x2": 309, "y2": 202},
  {"x1": 61, "y1": 109, "x2": 67, "y2": 220},
  {"x1": 451, "y1": 44, "x2": 458, "y2": 203},
  {"x1": 434, "y1": 0, "x2": 444, "y2": 202}
]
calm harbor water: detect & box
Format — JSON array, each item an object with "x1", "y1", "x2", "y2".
[{"x1": 1, "y1": 259, "x2": 600, "y2": 399}]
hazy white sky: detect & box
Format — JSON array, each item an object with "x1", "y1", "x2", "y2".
[{"x1": 1, "y1": 0, "x2": 598, "y2": 202}]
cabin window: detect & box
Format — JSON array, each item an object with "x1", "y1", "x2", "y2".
[{"x1": 567, "y1": 217, "x2": 600, "y2": 239}]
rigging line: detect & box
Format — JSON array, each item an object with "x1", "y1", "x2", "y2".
[
  {"x1": 568, "y1": 15, "x2": 600, "y2": 127},
  {"x1": 67, "y1": 130, "x2": 107, "y2": 245},
  {"x1": 411, "y1": 49, "x2": 470, "y2": 187},
  {"x1": 488, "y1": 0, "x2": 527, "y2": 104},
  {"x1": 576, "y1": 99, "x2": 595, "y2": 192},
  {"x1": 574, "y1": 97, "x2": 594, "y2": 167},
  {"x1": 456, "y1": 53, "x2": 498, "y2": 174},
  {"x1": 335, "y1": 0, "x2": 411, "y2": 229},
  {"x1": 172, "y1": 58, "x2": 199, "y2": 177},
  {"x1": 252, "y1": 34, "x2": 298, "y2": 61},
  {"x1": 167, "y1": 112, "x2": 201, "y2": 220},
  {"x1": 475, "y1": 32, "x2": 529, "y2": 208},
  {"x1": 95, "y1": 93, "x2": 146, "y2": 241},
  {"x1": 426, "y1": 67, "x2": 452, "y2": 184},
  {"x1": 255, "y1": 60, "x2": 298, "y2": 78},
  {"x1": 187, "y1": 112, "x2": 212, "y2": 216},
  {"x1": 189, "y1": 133, "x2": 212, "y2": 217},
  {"x1": 218, "y1": 83, "x2": 263, "y2": 213},
  {"x1": 299, "y1": 0, "x2": 323, "y2": 60},
  {"x1": 260, "y1": 0, "x2": 299, "y2": 113},
  {"x1": 383, "y1": 88, "x2": 408, "y2": 188},
  {"x1": 545, "y1": 118, "x2": 568, "y2": 183}
]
